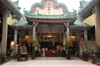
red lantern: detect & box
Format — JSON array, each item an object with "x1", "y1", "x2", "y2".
[
  {"x1": 70, "y1": 37, "x2": 73, "y2": 41},
  {"x1": 81, "y1": 43, "x2": 83, "y2": 47},
  {"x1": 39, "y1": 40, "x2": 41, "y2": 43},
  {"x1": 60, "y1": 40, "x2": 62, "y2": 43},
  {"x1": 40, "y1": 31, "x2": 43, "y2": 33},
  {"x1": 81, "y1": 38, "x2": 83, "y2": 42},
  {"x1": 29, "y1": 38, "x2": 31, "y2": 41},
  {"x1": 28, "y1": 43, "x2": 31, "y2": 47},
  {"x1": 19, "y1": 43, "x2": 21, "y2": 47},
  {"x1": 71, "y1": 43, "x2": 73, "y2": 47},
  {"x1": 19, "y1": 38, "x2": 21, "y2": 42},
  {"x1": 59, "y1": 31, "x2": 62, "y2": 34}
]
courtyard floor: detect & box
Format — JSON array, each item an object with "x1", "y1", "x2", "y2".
[{"x1": 1, "y1": 57, "x2": 98, "y2": 66}]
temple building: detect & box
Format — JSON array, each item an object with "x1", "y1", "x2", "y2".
[
  {"x1": 10, "y1": 0, "x2": 91, "y2": 57},
  {"x1": 1, "y1": 0, "x2": 98, "y2": 60}
]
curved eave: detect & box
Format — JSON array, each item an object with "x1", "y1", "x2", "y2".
[
  {"x1": 79, "y1": 0, "x2": 100, "y2": 16},
  {"x1": 24, "y1": 0, "x2": 76, "y2": 15},
  {"x1": 25, "y1": 15, "x2": 76, "y2": 19},
  {"x1": 0, "y1": 0, "x2": 22, "y2": 18},
  {"x1": 69, "y1": 27, "x2": 91, "y2": 30},
  {"x1": 11, "y1": 26, "x2": 33, "y2": 29}
]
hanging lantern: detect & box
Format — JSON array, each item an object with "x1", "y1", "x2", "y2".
[
  {"x1": 59, "y1": 31, "x2": 62, "y2": 34},
  {"x1": 19, "y1": 38, "x2": 21, "y2": 42},
  {"x1": 48, "y1": 24, "x2": 53, "y2": 30},
  {"x1": 28, "y1": 43, "x2": 31, "y2": 47},
  {"x1": 71, "y1": 43, "x2": 73, "y2": 47},
  {"x1": 29, "y1": 38, "x2": 31, "y2": 41},
  {"x1": 28, "y1": 38, "x2": 31, "y2": 47},
  {"x1": 81, "y1": 43, "x2": 83, "y2": 47},
  {"x1": 0, "y1": 5, "x2": 3, "y2": 10},
  {"x1": 38, "y1": 40, "x2": 41, "y2": 43},
  {"x1": 19, "y1": 38, "x2": 21, "y2": 47},
  {"x1": 81, "y1": 37, "x2": 83, "y2": 42},
  {"x1": 19, "y1": 43, "x2": 21, "y2": 47},
  {"x1": 70, "y1": 37, "x2": 73, "y2": 42},
  {"x1": 60, "y1": 40, "x2": 62, "y2": 43},
  {"x1": 40, "y1": 31, "x2": 43, "y2": 33}
]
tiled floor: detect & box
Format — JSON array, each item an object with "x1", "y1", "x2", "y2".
[{"x1": 1, "y1": 57, "x2": 98, "y2": 66}]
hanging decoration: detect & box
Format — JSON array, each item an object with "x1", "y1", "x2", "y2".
[
  {"x1": 48, "y1": 24, "x2": 53, "y2": 30},
  {"x1": 71, "y1": 37, "x2": 73, "y2": 42},
  {"x1": 81, "y1": 37, "x2": 83, "y2": 47},
  {"x1": 81, "y1": 43, "x2": 83, "y2": 47},
  {"x1": 81, "y1": 37, "x2": 83, "y2": 42},
  {"x1": 0, "y1": 5, "x2": 3, "y2": 10},
  {"x1": 38, "y1": 40, "x2": 41, "y2": 44},
  {"x1": 60, "y1": 40, "x2": 62, "y2": 43},
  {"x1": 28, "y1": 38, "x2": 31, "y2": 47},
  {"x1": 19, "y1": 38, "x2": 21, "y2": 47},
  {"x1": 71, "y1": 43, "x2": 73, "y2": 47},
  {"x1": 70, "y1": 37, "x2": 73, "y2": 47}
]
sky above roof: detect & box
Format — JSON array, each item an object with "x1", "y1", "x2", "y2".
[{"x1": 11, "y1": 0, "x2": 91, "y2": 14}]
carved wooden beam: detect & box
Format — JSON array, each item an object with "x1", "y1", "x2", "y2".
[{"x1": 27, "y1": 18, "x2": 75, "y2": 23}]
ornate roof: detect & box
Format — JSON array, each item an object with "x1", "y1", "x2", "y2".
[
  {"x1": 0, "y1": 0, "x2": 22, "y2": 18},
  {"x1": 69, "y1": 23, "x2": 91, "y2": 28},
  {"x1": 79, "y1": 0, "x2": 100, "y2": 17},
  {"x1": 79, "y1": 0, "x2": 89, "y2": 8},
  {"x1": 11, "y1": 21, "x2": 33, "y2": 27},
  {"x1": 25, "y1": 12, "x2": 76, "y2": 19},
  {"x1": 24, "y1": 0, "x2": 77, "y2": 19},
  {"x1": 12, "y1": 0, "x2": 21, "y2": 9}
]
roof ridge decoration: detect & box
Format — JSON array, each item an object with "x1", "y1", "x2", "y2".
[
  {"x1": 24, "y1": 0, "x2": 77, "y2": 17},
  {"x1": 12, "y1": 0, "x2": 19, "y2": 6}
]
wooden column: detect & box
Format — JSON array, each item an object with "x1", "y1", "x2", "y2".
[
  {"x1": 95, "y1": 3, "x2": 100, "y2": 51},
  {"x1": 32, "y1": 26, "x2": 35, "y2": 59},
  {"x1": 84, "y1": 30, "x2": 87, "y2": 48},
  {"x1": 67, "y1": 22, "x2": 69, "y2": 41},
  {"x1": 1, "y1": 7, "x2": 8, "y2": 58},
  {"x1": 63, "y1": 33, "x2": 65, "y2": 45},
  {"x1": 33, "y1": 27, "x2": 36, "y2": 40},
  {"x1": 14, "y1": 29, "x2": 17, "y2": 57}
]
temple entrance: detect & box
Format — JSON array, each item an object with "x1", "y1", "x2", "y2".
[{"x1": 37, "y1": 33, "x2": 63, "y2": 57}]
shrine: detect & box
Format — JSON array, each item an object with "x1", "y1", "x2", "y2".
[{"x1": 10, "y1": 0, "x2": 91, "y2": 57}]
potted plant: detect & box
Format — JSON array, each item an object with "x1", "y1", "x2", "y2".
[
  {"x1": 28, "y1": 40, "x2": 40, "y2": 59},
  {"x1": 64, "y1": 40, "x2": 71, "y2": 59},
  {"x1": 82, "y1": 46, "x2": 97, "y2": 61}
]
